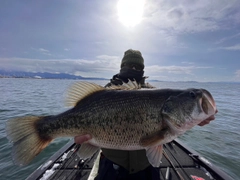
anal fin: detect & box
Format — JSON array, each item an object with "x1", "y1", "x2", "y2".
[
  {"x1": 146, "y1": 145, "x2": 163, "y2": 167},
  {"x1": 77, "y1": 143, "x2": 100, "y2": 160}
]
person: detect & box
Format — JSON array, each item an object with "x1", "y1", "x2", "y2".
[
  {"x1": 74, "y1": 49, "x2": 216, "y2": 180},
  {"x1": 104, "y1": 49, "x2": 154, "y2": 89}
]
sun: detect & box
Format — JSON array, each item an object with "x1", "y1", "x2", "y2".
[{"x1": 117, "y1": 0, "x2": 145, "y2": 27}]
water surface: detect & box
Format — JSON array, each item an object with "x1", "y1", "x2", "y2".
[{"x1": 0, "y1": 78, "x2": 239, "y2": 179}]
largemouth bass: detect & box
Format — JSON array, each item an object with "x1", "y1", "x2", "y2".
[{"x1": 5, "y1": 81, "x2": 217, "y2": 167}]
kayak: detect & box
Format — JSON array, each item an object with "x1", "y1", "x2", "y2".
[{"x1": 26, "y1": 139, "x2": 233, "y2": 180}]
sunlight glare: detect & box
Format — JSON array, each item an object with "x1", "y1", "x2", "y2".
[{"x1": 117, "y1": 0, "x2": 145, "y2": 27}]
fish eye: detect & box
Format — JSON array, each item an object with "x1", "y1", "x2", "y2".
[{"x1": 189, "y1": 91, "x2": 196, "y2": 98}]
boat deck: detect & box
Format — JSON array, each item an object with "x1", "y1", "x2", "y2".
[{"x1": 26, "y1": 139, "x2": 232, "y2": 180}]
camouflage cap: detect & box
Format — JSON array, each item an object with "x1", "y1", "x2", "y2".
[{"x1": 120, "y1": 49, "x2": 145, "y2": 69}]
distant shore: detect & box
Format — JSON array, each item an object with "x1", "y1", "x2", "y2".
[{"x1": 1, "y1": 76, "x2": 240, "y2": 84}]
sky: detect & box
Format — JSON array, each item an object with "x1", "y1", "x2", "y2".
[{"x1": 0, "y1": 0, "x2": 240, "y2": 82}]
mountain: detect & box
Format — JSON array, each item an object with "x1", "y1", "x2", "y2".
[{"x1": 0, "y1": 70, "x2": 107, "y2": 80}]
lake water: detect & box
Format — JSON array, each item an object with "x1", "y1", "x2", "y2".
[{"x1": 0, "y1": 78, "x2": 239, "y2": 179}]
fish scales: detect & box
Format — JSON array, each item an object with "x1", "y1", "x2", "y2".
[
  {"x1": 36, "y1": 89, "x2": 183, "y2": 149},
  {"x1": 6, "y1": 81, "x2": 217, "y2": 166}
]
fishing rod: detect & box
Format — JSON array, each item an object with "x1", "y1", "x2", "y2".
[
  {"x1": 49, "y1": 144, "x2": 81, "y2": 180},
  {"x1": 163, "y1": 143, "x2": 191, "y2": 180},
  {"x1": 163, "y1": 149, "x2": 184, "y2": 180}
]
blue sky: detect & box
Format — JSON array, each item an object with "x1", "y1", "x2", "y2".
[{"x1": 0, "y1": 0, "x2": 240, "y2": 82}]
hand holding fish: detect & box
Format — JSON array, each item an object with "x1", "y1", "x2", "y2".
[{"x1": 74, "y1": 134, "x2": 92, "y2": 144}]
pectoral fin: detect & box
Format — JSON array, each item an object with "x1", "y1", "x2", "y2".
[
  {"x1": 77, "y1": 143, "x2": 100, "y2": 160},
  {"x1": 146, "y1": 145, "x2": 163, "y2": 167}
]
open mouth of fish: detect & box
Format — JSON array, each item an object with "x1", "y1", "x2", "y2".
[
  {"x1": 163, "y1": 89, "x2": 218, "y2": 130},
  {"x1": 200, "y1": 89, "x2": 217, "y2": 116}
]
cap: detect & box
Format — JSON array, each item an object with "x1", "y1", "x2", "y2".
[{"x1": 120, "y1": 49, "x2": 144, "y2": 69}]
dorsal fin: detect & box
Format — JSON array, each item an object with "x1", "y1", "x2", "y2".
[
  {"x1": 66, "y1": 81, "x2": 104, "y2": 107},
  {"x1": 106, "y1": 79, "x2": 141, "y2": 90}
]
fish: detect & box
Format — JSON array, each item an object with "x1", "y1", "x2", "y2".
[{"x1": 5, "y1": 81, "x2": 217, "y2": 167}]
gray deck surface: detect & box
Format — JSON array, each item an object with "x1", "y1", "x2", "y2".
[{"x1": 26, "y1": 139, "x2": 232, "y2": 180}]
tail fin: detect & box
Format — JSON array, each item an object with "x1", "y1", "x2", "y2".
[{"x1": 5, "y1": 116, "x2": 53, "y2": 166}]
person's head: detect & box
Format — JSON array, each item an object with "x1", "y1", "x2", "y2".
[{"x1": 120, "y1": 49, "x2": 144, "y2": 71}]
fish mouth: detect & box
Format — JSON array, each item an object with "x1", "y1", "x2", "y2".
[
  {"x1": 200, "y1": 89, "x2": 217, "y2": 116},
  {"x1": 162, "y1": 89, "x2": 218, "y2": 130}
]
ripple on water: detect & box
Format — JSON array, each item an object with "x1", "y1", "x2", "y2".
[{"x1": 0, "y1": 79, "x2": 239, "y2": 179}]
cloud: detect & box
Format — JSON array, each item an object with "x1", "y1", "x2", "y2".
[
  {"x1": 31, "y1": 48, "x2": 52, "y2": 56},
  {"x1": 235, "y1": 69, "x2": 240, "y2": 78},
  {"x1": 0, "y1": 57, "x2": 212, "y2": 80},
  {"x1": 145, "y1": 65, "x2": 212, "y2": 75},
  {"x1": 144, "y1": 0, "x2": 240, "y2": 33},
  {"x1": 219, "y1": 44, "x2": 240, "y2": 51},
  {"x1": 224, "y1": 44, "x2": 240, "y2": 51},
  {"x1": 209, "y1": 44, "x2": 240, "y2": 52},
  {"x1": 39, "y1": 48, "x2": 49, "y2": 52},
  {"x1": 0, "y1": 56, "x2": 121, "y2": 78},
  {"x1": 181, "y1": 61, "x2": 194, "y2": 65},
  {"x1": 144, "y1": 65, "x2": 217, "y2": 81},
  {"x1": 214, "y1": 33, "x2": 240, "y2": 45}
]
